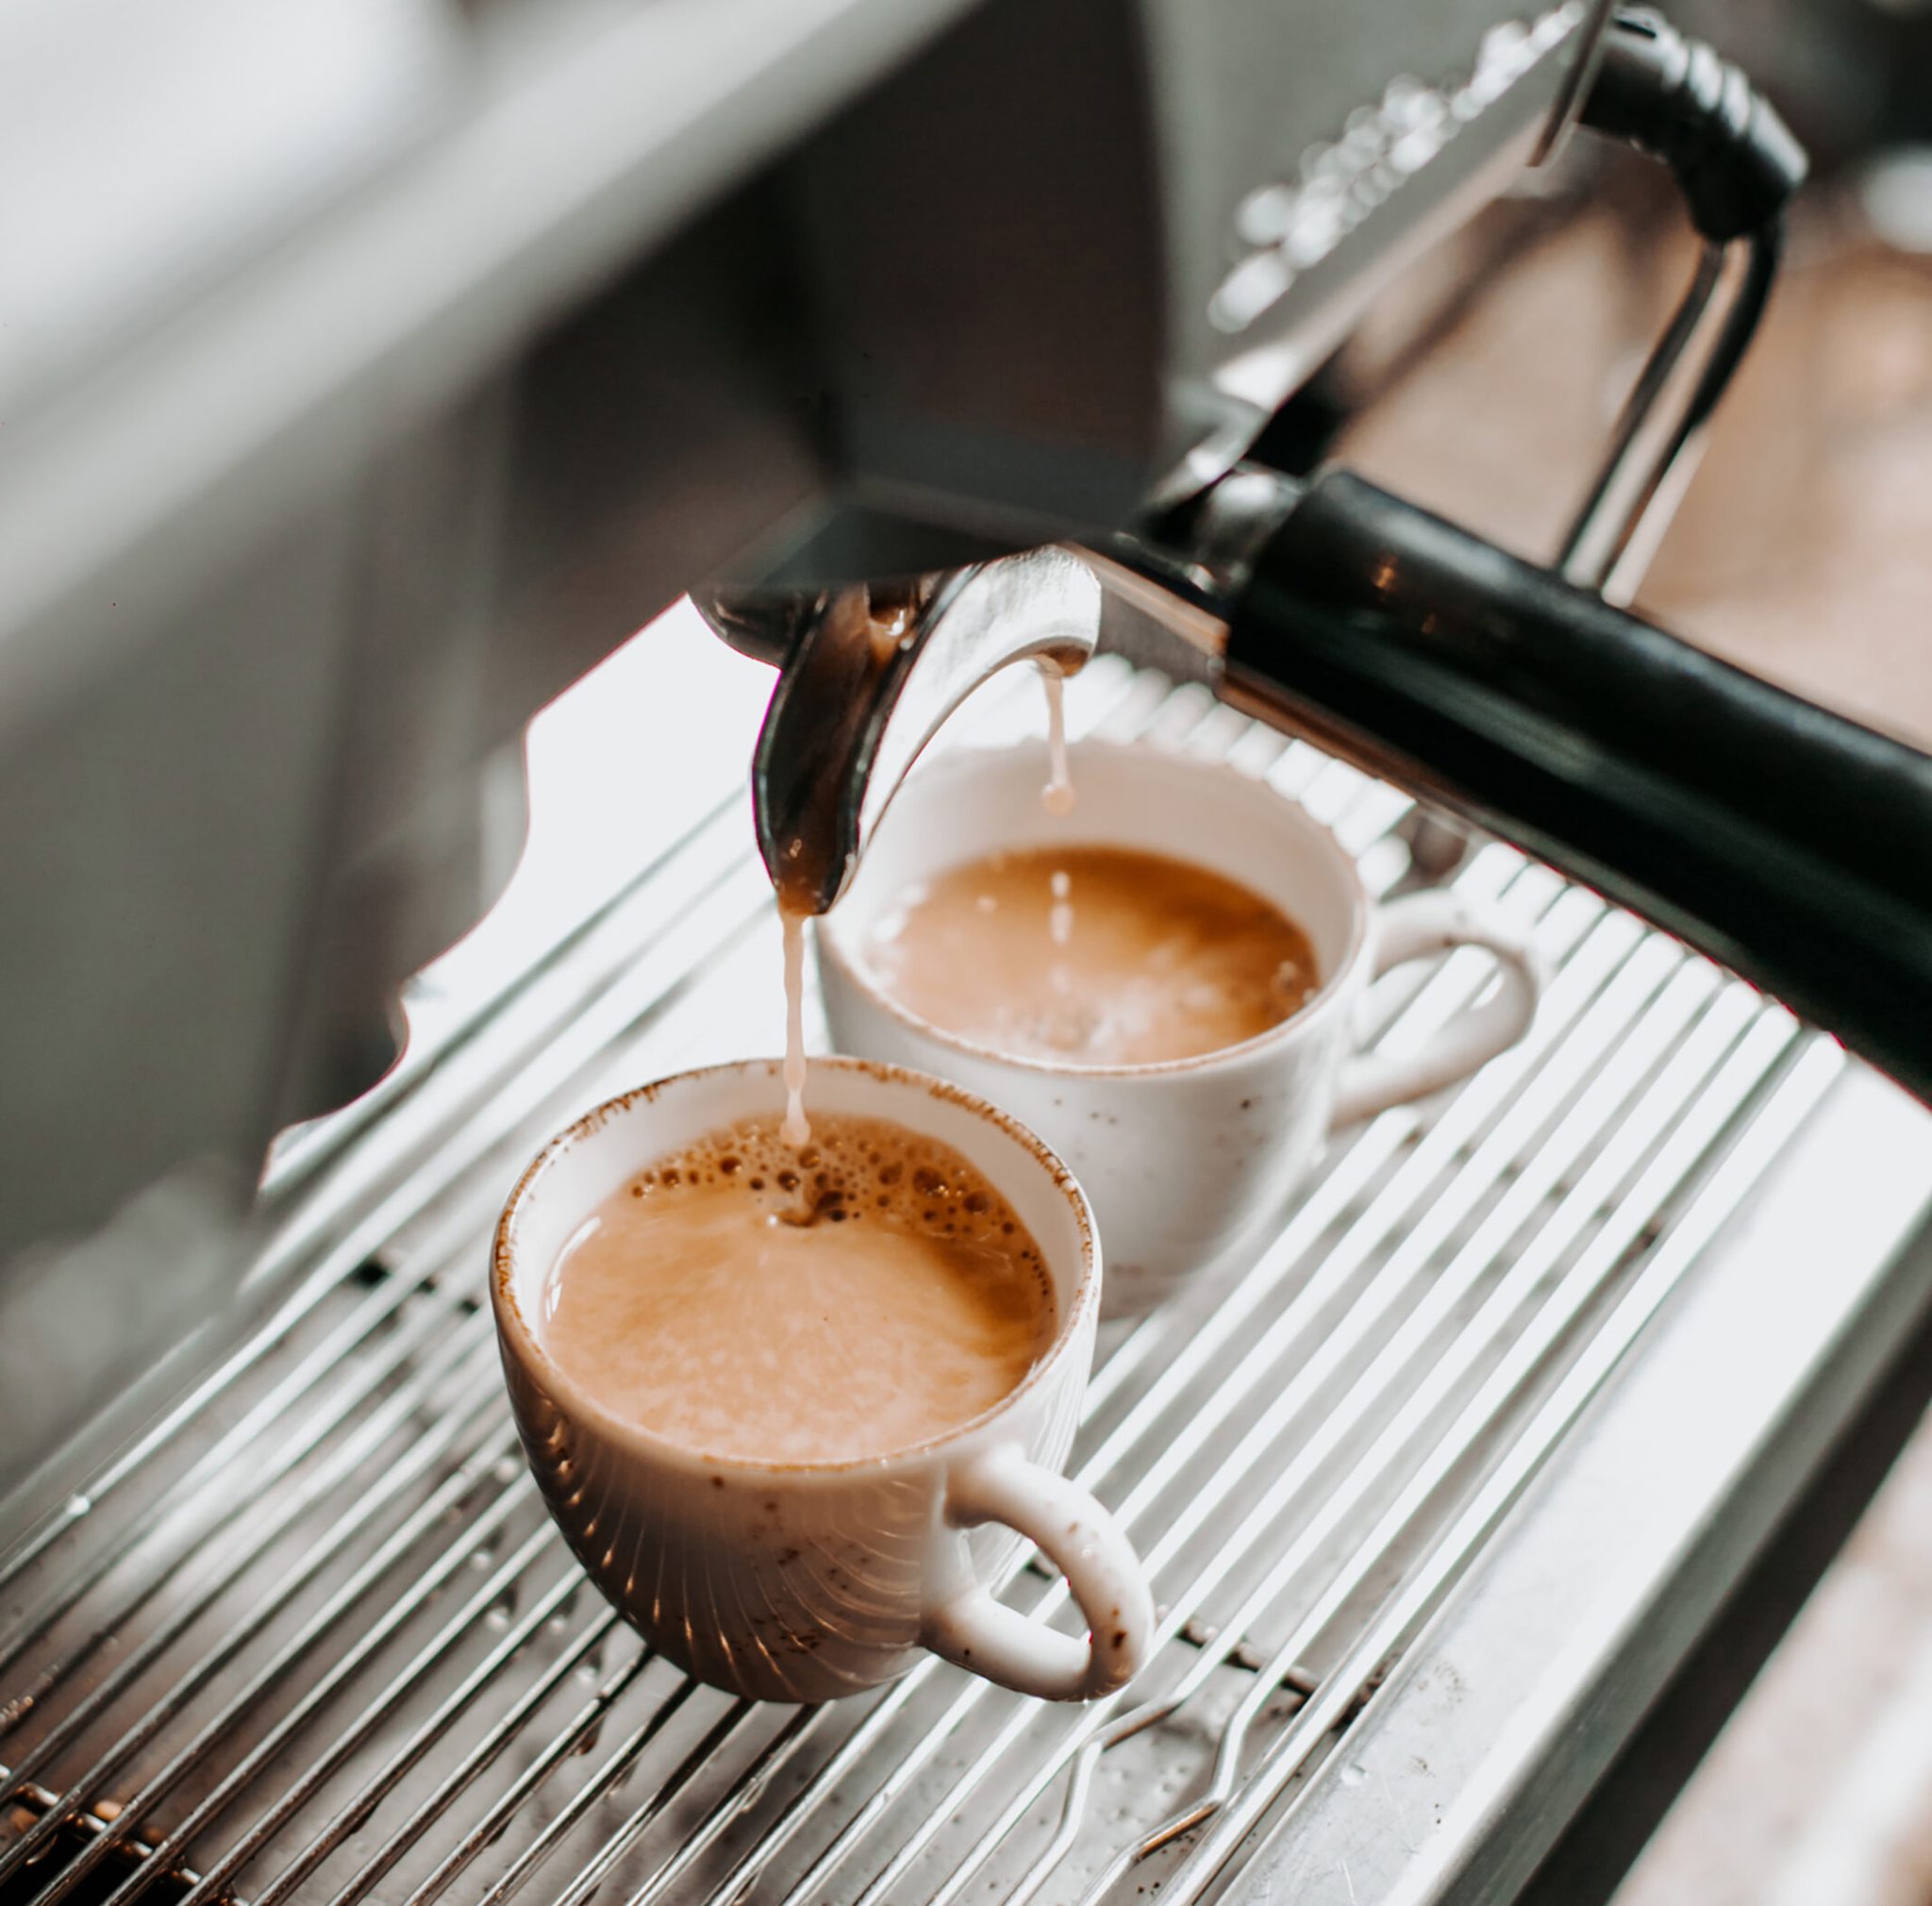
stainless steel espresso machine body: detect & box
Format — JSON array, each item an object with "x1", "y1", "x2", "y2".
[
  {"x1": 8, "y1": 3, "x2": 1932, "y2": 1903},
  {"x1": 0, "y1": 0, "x2": 1601, "y2": 1475}
]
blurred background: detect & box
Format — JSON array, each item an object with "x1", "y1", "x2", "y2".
[{"x1": 1290, "y1": 0, "x2": 1932, "y2": 749}]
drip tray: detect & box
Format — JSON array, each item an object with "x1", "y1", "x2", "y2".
[{"x1": 3, "y1": 654, "x2": 1928, "y2": 1906}]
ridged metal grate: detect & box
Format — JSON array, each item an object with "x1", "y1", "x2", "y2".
[{"x1": 0, "y1": 655, "x2": 1832, "y2": 1906}]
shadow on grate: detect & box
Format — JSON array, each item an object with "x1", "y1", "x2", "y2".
[{"x1": 0, "y1": 1786, "x2": 208, "y2": 1906}]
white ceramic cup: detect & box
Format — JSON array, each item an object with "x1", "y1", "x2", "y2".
[
  {"x1": 817, "y1": 740, "x2": 1547, "y2": 1314},
  {"x1": 492, "y1": 1056, "x2": 1154, "y2": 1704}
]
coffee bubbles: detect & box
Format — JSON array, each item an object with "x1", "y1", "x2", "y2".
[{"x1": 537, "y1": 1112, "x2": 1055, "y2": 1465}]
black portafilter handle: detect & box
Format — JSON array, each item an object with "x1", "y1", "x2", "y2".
[{"x1": 1215, "y1": 469, "x2": 1932, "y2": 1105}]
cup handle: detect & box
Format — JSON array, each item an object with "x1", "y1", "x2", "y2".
[
  {"x1": 1331, "y1": 890, "x2": 1547, "y2": 1127},
  {"x1": 923, "y1": 1444, "x2": 1154, "y2": 1701}
]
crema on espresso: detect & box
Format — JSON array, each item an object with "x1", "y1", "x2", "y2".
[
  {"x1": 538, "y1": 1112, "x2": 1056, "y2": 1464},
  {"x1": 856, "y1": 844, "x2": 1320, "y2": 1066}
]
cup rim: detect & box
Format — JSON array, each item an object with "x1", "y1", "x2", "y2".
[
  {"x1": 491, "y1": 1055, "x2": 1098, "y2": 1479},
  {"x1": 814, "y1": 737, "x2": 1374, "y2": 1079}
]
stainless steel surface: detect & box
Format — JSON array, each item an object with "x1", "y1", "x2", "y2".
[
  {"x1": 3, "y1": 649, "x2": 1904, "y2": 1906},
  {"x1": 1183, "y1": 3, "x2": 1589, "y2": 410},
  {"x1": 1, "y1": 0, "x2": 1603, "y2": 1475},
  {"x1": 1237, "y1": 1063, "x2": 1932, "y2": 1906},
  {"x1": 750, "y1": 551, "x2": 1101, "y2": 912}
]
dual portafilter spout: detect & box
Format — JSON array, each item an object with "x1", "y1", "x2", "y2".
[
  {"x1": 705, "y1": 459, "x2": 1932, "y2": 1110},
  {"x1": 697, "y1": 8, "x2": 1932, "y2": 1105},
  {"x1": 704, "y1": 449, "x2": 1932, "y2": 1112},
  {"x1": 700, "y1": 548, "x2": 1102, "y2": 916}
]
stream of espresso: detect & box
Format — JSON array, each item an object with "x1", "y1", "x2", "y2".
[
  {"x1": 780, "y1": 908, "x2": 810, "y2": 1146},
  {"x1": 1041, "y1": 663, "x2": 1075, "y2": 816},
  {"x1": 774, "y1": 666, "x2": 1080, "y2": 1152}
]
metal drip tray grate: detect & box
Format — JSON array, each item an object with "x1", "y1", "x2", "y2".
[{"x1": 0, "y1": 658, "x2": 1830, "y2": 1906}]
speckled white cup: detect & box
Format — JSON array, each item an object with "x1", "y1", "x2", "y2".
[
  {"x1": 817, "y1": 741, "x2": 1546, "y2": 1314},
  {"x1": 492, "y1": 1056, "x2": 1153, "y2": 1705}
]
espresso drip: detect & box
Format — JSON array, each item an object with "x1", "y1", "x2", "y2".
[
  {"x1": 780, "y1": 908, "x2": 810, "y2": 1146},
  {"x1": 1040, "y1": 663, "x2": 1076, "y2": 816},
  {"x1": 1048, "y1": 868, "x2": 1074, "y2": 947}
]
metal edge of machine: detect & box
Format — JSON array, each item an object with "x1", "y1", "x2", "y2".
[{"x1": 1224, "y1": 1058, "x2": 1932, "y2": 1905}]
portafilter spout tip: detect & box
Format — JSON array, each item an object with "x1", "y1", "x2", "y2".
[{"x1": 748, "y1": 548, "x2": 1102, "y2": 916}]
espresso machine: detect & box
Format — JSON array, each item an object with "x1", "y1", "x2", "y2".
[{"x1": 5, "y1": 2, "x2": 1932, "y2": 1901}]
